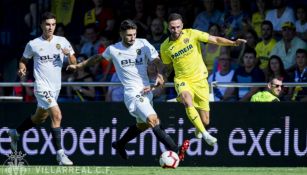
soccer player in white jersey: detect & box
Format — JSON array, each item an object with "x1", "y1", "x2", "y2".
[
  {"x1": 67, "y1": 20, "x2": 190, "y2": 160},
  {"x1": 8, "y1": 12, "x2": 76, "y2": 165}
]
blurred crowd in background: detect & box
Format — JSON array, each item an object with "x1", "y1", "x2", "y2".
[{"x1": 0, "y1": 0, "x2": 306, "y2": 102}]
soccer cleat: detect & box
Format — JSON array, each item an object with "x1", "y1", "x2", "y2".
[
  {"x1": 194, "y1": 129, "x2": 203, "y2": 139},
  {"x1": 112, "y1": 142, "x2": 128, "y2": 160},
  {"x1": 56, "y1": 149, "x2": 73, "y2": 166},
  {"x1": 178, "y1": 139, "x2": 190, "y2": 161},
  {"x1": 204, "y1": 133, "x2": 217, "y2": 146},
  {"x1": 8, "y1": 129, "x2": 20, "y2": 152}
]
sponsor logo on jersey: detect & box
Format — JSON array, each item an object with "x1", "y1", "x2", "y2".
[
  {"x1": 120, "y1": 57, "x2": 143, "y2": 67},
  {"x1": 56, "y1": 44, "x2": 61, "y2": 50},
  {"x1": 171, "y1": 44, "x2": 193, "y2": 59},
  {"x1": 39, "y1": 54, "x2": 60, "y2": 63}
]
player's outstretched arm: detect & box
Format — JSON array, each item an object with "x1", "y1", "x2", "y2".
[
  {"x1": 208, "y1": 35, "x2": 247, "y2": 47},
  {"x1": 18, "y1": 57, "x2": 28, "y2": 78},
  {"x1": 66, "y1": 54, "x2": 103, "y2": 71}
]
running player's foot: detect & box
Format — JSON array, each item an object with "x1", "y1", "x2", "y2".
[
  {"x1": 56, "y1": 149, "x2": 73, "y2": 166},
  {"x1": 178, "y1": 139, "x2": 190, "y2": 161},
  {"x1": 194, "y1": 129, "x2": 203, "y2": 139},
  {"x1": 204, "y1": 133, "x2": 217, "y2": 146},
  {"x1": 112, "y1": 142, "x2": 128, "y2": 160},
  {"x1": 8, "y1": 129, "x2": 19, "y2": 152}
]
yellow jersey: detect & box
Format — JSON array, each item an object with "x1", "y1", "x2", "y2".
[
  {"x1": 160, "y1": 29, "x2": 209, "y2": 82},
  {"x1": 255, "y1": 38, "x2": 277, "y2": 69}
]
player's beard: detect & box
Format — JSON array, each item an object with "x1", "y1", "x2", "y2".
[
  {"x1": 124, "y1": 40, "x2": 135, "y2": 47},
  {"x1": 170, "y1": 32, "x2": 181, "y2": 40}
]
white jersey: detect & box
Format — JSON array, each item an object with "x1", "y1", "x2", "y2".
[
  {"x1": 23, "y1": 35, "x2": 74, "y2": 91},
  {"x1": 102, "y1": 38, "x2": 159, "y2": 94}
]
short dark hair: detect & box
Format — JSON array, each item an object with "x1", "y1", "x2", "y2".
[
  {"x1": 261, "y1": 20, "x2": 273, "y2": 30},
  {"x1": 120, "y1": 20, "x2": 137, "y2": 32},
  {"x1": 168, "y1": 13, "x2": 183, "y2": 23},
  {"x1": 296, "y1": 48, "x2": 307, "y2": 56},
  {"x1": 40, "y1": 12, "x2": 56, "y2": 24},
  {"x1": 243, "y1": 47, "x2": 257, "y2": 57}
]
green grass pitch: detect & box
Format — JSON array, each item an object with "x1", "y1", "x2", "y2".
[{"x1": 1, "y1": 166, "x2": 307, "y2": 175}]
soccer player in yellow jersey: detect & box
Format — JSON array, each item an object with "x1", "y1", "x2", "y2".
[{"x1": 160, "y1": 13, "x2": 246, "y2": 146}]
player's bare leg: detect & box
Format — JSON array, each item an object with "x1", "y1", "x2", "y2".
[
  {"x1": 8, "y1": 107, "x2": 48, "y2": 151},
  {"x1": 49, "y1": 105, "x2": 73, "y2": 166},
  {"x1": 180, "y1": 91, "x2": 217, "y2": 146}
]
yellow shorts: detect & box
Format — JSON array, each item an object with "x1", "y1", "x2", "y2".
[{"x1": 174, "y1": 78, "x2": 210, "y2": 111}]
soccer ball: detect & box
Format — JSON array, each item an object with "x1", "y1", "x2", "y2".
[{"x1": 159, "y1": 150, "x2": 180, "y2": 169}]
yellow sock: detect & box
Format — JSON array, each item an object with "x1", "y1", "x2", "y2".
[{"x1": 185, "y1": 107, "x2": 206, "y2": 133}]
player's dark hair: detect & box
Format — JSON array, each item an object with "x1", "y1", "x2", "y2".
[
  {"x1": 168, "y1": 13, "x2": 183, "y2": 23},
  {"x1": 40, "y1": 12, "x2": 56, "y2": 24},
  {"x1": 120, "y1": 20, "x2": 137, "y2": 32},
  {"x1": 261, "y1": 20, "x2": 273, "y2": 30}
]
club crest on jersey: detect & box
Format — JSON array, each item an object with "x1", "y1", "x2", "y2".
[
  {"x1": 136, "y1": 49, "x2": 141, "y2": 55},
  {"x1": 183, "y1": 38, "x2": 189, "y2": 44},
  {"x1": 39, "y1": 48, "x2": 43, "y2": 51},
  {"x1": 47, "y1": 98, "x2": 52, "y2": 103},
  {"x1": 56, "y1": 44, "x2": 61, "y2": 50}
]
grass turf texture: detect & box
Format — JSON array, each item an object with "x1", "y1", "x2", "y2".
[{"x1": 1, "y1": 166, "x2": 306, "y2": 175}]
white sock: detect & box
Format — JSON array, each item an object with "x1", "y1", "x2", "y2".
[
  {"x1": 202, "y1": 131, "x2": 211, "y2": 140},
  {"x1": 57, "y1": 149, "x2": 64, "y2": 155}
]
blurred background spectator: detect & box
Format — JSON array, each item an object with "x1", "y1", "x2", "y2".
[
  {"x1": 255, "y1": 20, "x2": 277, "y2": 70},
  {"x1": 270, "y1": 21, "x2": 307, "y2": 70},
  {"x1": 193, "y1": 0, "x2": 224, "y2": 33},
  {"x1": 208, "y1": 53, "x2": 235, "y2": 101},
  {"x1": 66, "y1": 55, "x2": 96, "y2": 102},
  {"x1": 224, "y1": 48, "x2": 265, "y2": 101}
]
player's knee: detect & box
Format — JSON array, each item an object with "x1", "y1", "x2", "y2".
[
  {"x1": 51, "y1": 112, "x2": 62, "y2": 123},
  {"x1": 180, "y1": 92, "x2": 193, "y2": 107},
  {"x1": 31, "y1": 113, "x2": 48, "y2": 124},
  {"x1": 146, "y1": 115, "x2": 160, "y2": 128},
  {"x1": 204, "y1": 119, "x2": 210, "y2": 126},
  {"x1": 136, "y1": 123, "x2": 149, "y2": 131}
]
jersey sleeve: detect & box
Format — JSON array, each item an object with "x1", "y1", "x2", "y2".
[
  {"x1": 142, "y1": 39, "x2": 159, "y2": 62},
  {"x1": 102, "y1": 46, "x2": 112, "y2": 61},
  {"x1": 192, "y1": 29, "x2": 209, "y2": 43},
  {"x1": 22, "y1": 42, "x2": 34, "y2": 59},
  {"x1": 160, "y1": 42, "x2": 172, "y2": 64},
  {"x1": 63, "y1": 37, "x2": 75, "y2": 55}
]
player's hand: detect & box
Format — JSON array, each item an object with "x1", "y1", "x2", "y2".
[
  {"x1": 66, "y1": 64, "x2": 79, "y2": 72},
  {"x1": 155, "y1": 74, "x2": 165, "y2": 88},
  {"x1": 233, "y1": 39, "x2": 247, "y2": 46},
  {"x1": 62, "y1": 48, "x2": 71, "y2": 56},
  {"x1": 142, "y1": 86, "x2": 152, "y2": 95},
  {"x1": 18, "y1": 67, "x2": 27, "y2": 78}
]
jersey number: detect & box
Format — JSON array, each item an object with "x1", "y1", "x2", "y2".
[{"x1": 43, "y1": 91, "x2": 53, "y2": 99}]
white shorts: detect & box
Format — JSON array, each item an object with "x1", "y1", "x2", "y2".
[
  {"x1": 34, "y1": 90, "x2": 60, "y2": 110},
  {"x1": 125, "y1": 92, "x2": 157, "y2": 123}
]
